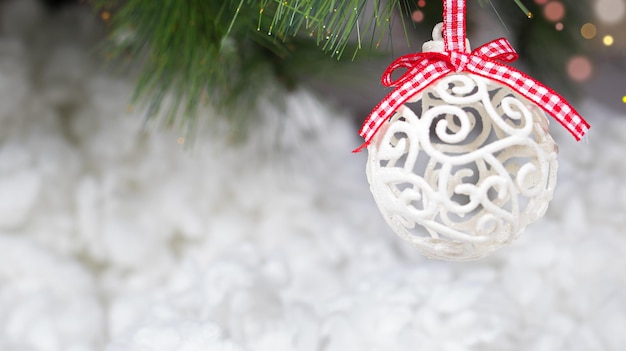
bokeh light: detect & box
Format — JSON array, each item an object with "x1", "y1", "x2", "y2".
[
  {"x1": 555, "y1": 22, "x2": 564, "y2": 31},
  {"x1": 544, "y1": 1, "x2": 565, "y2": 22},
  {"x1": 595, "y1": 0, "x2": 625, "y2": 24},
  {"x1": 580, "y1": 23, "x2": 597, "y2": 39},
  {"x1": 412, "y1": 10, "x2": 424, "y2": 23},
  {"x1": 603, "y1": 35, "x2": 614, "y2": 46},
  {"x1": 418, "y1": 0, "x2": 426, "y2": 7},
  {"x1": 622, "y1": 96, "x2": 626, "y2": 104},
  {"x1": 567, "y1": 56, "x2": 593, "y2": 82}
]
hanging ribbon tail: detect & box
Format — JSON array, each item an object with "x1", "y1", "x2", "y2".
[
  {"x1": 467, "y1": 62, "x2": 590, "y2": 140},
  {"x1": 351, "y1": 80, "x2": 425, "y2": 154},
  {"x1": 466, "y1": 38, "x2": 590, "y2": 139},
  {"x1": 353, "y1": 60, "x2": 452, "y2": 153},
  {"x1": 440, "y1": 0, "x2": 588, "y2": 138}
]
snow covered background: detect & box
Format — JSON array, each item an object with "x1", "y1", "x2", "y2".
[{"x1": 1, "y1": 1, "x2": 626, "y2": 350}]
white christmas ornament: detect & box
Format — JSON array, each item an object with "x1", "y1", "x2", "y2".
[
  {"x1": 356, "y1": 2, "x2": 589, "y2": 260},
  {"x1": 366, "y1": 71, "x2": 558, "y2": 260}
]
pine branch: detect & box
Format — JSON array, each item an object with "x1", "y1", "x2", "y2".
[
  {"x1": 93, "y1": 0, "x2": 292, "y2": 139},
  {"x1": 91, "y1": 0, "x2": 555, "y2": 140}
]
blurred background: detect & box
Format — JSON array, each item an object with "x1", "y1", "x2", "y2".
[{"x1": 0, "y1": 1, "x2": 625, "y2": 351}]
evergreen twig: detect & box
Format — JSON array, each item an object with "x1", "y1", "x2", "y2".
[{"x1": 91, "y1": 0, "x2": 574, "y2": 140}]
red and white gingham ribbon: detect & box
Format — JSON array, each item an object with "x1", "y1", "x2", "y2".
[{"x1": 354, "y1": 0, "x2": 590, "y2": 153}]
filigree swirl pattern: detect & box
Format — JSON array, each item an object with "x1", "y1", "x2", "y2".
[{"x1": 366, "y1": 73, "x2": 558, "y2": 260}]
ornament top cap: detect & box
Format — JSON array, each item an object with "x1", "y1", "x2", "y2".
[{"x1": 422, "y1": 23, "x2": 471, "y2": 53}]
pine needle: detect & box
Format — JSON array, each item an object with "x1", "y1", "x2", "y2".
[
  {"x1": 487, "y1": 0, "x2": 511, "y2": 34},
  {"x1": 90, "y1": 0, "x2": 538, "y2": 141}
]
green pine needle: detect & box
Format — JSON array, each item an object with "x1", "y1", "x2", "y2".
[{"x1": 91, "y1": 0, "x2": 542, "y2": 141}]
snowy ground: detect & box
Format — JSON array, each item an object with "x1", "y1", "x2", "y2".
[{"x1": 1, "y1": 1, "x2": 626, "y2": 351}]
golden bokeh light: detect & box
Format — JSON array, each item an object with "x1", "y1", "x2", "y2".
[{"x1": 580, "y1": 23, "x2": 597, "y2": 39}]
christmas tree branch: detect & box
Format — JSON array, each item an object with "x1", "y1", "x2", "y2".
[{"x1": 91, "y1": 0, "x2": 554, "y2": 139}]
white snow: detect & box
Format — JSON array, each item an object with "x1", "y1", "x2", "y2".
[{"x1": 1, "y1": 1, "x2": 625, "y2": 351}]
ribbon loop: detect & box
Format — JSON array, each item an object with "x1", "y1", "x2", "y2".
[
  {"x1": 381, "y1": 54, "x2": 427, "y2": 87},
  {"x1": 473, "y1": 38, "x2": 519, "y2": 62}
]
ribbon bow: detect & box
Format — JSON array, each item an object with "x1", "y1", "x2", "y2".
[{"x1": 354, "y1": 0, "x2": 589, "y2": 153}]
